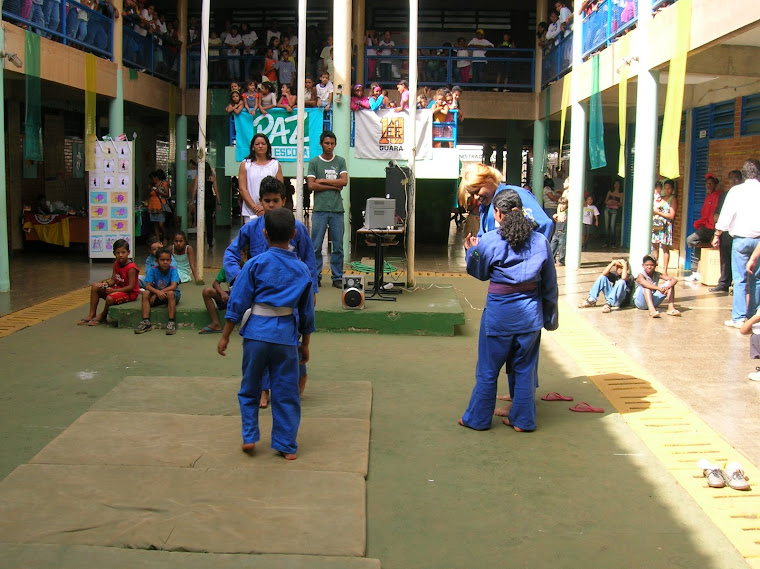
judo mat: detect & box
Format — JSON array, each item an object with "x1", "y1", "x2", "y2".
[
  {"x1": 90, "y1": 376, "x2": 373, "y2": 420},
  {"x1": 30, "y1": 411, "x2": 370, "y2": 475},
  {"x1": 0, "y1": 544, "x2": 381, "y2": 569},
  {"x1": 0, "y1": 378, "x2": 375, "y2": 562}
]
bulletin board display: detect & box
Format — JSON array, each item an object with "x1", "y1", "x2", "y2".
[{"x1": 87, "y1": 141, "x2": 134, "y2": 259}]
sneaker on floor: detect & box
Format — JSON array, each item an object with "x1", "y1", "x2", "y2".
[
  {"x1": 723, "y1": 462, "x2": 751, "y2": 491},
  {"x1": 135, "y1": 320, "x2": 152, "y2": 334},
  {"x1": 697, "y1": 459, "x2": 726, "y2": 488},
  {"x1": 166, "y1": 321, "x2": 177, "y2": 335},
  {"x1": 332, "y1": 280, "x2": 342, "y2": 289},
  {"x1": 578, "y1": 298, "x2": 596, "y2": 308},
  {"x1": 724, "y1": 319, "x2": 746, "y2": 328},
  {"x1": 601, "y1": 304, "x2": 612, "y2": 313},
  {"x1": 749, "y1": 368, "x2": 760, "y2": 382},
  {"x1": 685, "y1": 271, "x2": 701, "y2": 282}
]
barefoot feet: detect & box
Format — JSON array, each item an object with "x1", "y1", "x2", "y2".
[
  {"x1": 501, "y1": 418, "x2": 526, "y2": 432},
  {"x1": 259, "y1": 390, "x2": 270, "y2": 408},
  {"x1": 494, "y1": 404, "x2": 512, "y2": 417},
  {"x1": 279, "y1": 451, "x2": 297, "y2": 460},
  {"x1": 241, "y1": 442, "x2": 256, "y2": 454}
]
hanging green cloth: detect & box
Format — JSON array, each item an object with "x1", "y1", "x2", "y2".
[
  {"x1": 24, "y1": 32, "x2": 43, "y2": 162},
  {"x1": 588, "y1": 55, "x2": 606, "y2": 170}
]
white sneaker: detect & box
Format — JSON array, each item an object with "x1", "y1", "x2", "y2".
[
  {"x1": 724, "y1": 462, "x2": 751, "y2": 491},
  {"x1": 685, "y1": 271, "x2": 701, "y2": 282},
  {"x1": 749, "y1": 368, "x2": 760, "y2": 381},
  {"x1": 724, "y1": 319, "x2": 746, "y2": 328}
]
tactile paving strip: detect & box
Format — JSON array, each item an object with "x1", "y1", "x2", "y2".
[
  {"x1": 0, "y1": 287, "x2": 90, "y2": 338},
  {"x1": 556, "y1": 298, "x2": 760, "y2": 563}
]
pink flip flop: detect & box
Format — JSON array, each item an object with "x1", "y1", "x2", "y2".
[
  {"x1": 569, "y1": 402, "x2": 604, "y2": 413},
  {"x1": 541, "y1": 392, "x2": 574, "y2": 401}
]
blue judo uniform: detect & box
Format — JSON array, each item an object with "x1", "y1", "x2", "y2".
[
  {"x1": 478, "y1": 184, "x2": 554, "y2": 240},
  {"x1": 461, "y1": 230, "x2": 558, "y2": 432},
  {"x1": 224, "y1": 247, "x2": 316, "y2": 454},
  {"x1": 224, "y1": 217, "x2": 318, "y2": 389}
]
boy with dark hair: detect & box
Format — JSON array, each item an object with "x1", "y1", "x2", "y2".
[
  {"x1": 578, "y1": 258, "x2": 633, "y2": 312},
  {"x1": 136, "y1": 247, "x2": 181, "y2": 334},
  {"x1": 218, "y1": 208, "x2": 316, "y2": 460},
  {"x1": 634, "y1": 255, "x2": 680, "y2": 318}
]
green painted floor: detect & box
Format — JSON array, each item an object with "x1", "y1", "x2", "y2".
[{"x1": 0, "y1": 275, "x2": 747, "y2": 568}]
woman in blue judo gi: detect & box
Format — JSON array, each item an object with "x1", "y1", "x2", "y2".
[{"x1": 458, "y1": 189, "x2": 558, "y2": 432}]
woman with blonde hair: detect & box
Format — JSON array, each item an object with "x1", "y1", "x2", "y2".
[{"x1": 459, "y1": 163, "x2": 553, "y2": 240}]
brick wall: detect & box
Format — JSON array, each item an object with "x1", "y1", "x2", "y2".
[{"x1": 707, "y1": 98, "x2": 760, "y2": 180}]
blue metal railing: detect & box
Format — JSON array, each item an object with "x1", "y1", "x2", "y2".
[
  {"x1": 364, "y1": 46, "x2": 535, "y2": 92},
  {"x1": 582, "y1": 0, "x2": 638, "y2": 59},
  {"x1": 122, "y1": 27, "x2": 178, "y2": 84},
  {"x1": 187, "y1": 51, "x2": 266, "y2": 88},
  {"x1": 541, "y1": 31, "x2": 573, "y2": 88},
  {"x1": 2, "y1": 0, "x2": 113, "y2": 60}
]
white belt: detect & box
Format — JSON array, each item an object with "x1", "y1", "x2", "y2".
[{"x1": 251, "y1": 303, "x2": 293, "y2": 317}]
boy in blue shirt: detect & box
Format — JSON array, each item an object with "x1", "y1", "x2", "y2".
[
  {"x1": 218, "y1": 208, "x2": 316, "y2": 460},
  {"x1": 136, "y1": 248, "x2": 181, "y2": 335},
  {"x1": 223, "y1": 175, "x2": 317, "y2": 404}
]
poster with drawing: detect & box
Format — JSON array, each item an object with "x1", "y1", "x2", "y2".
[{"x1": 88, "y1": 140, "x2": 133, "y2": 259}]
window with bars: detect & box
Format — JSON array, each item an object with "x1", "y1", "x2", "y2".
[{"x1": 741, "y1": 94, "x2": 760, "y2": 137}]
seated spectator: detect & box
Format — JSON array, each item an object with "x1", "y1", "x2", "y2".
[
  {"x1": 368, "y1": 82, "x2": 385, "y2": 111},
  {"x1": 315, "y1": 72, "x2": 333, "y2": 112},
  {"x1": 278, "y1": 83, "x2": 296, "y2": 112},
  {"x1": 634, "y1": 255, "x2": 681, "y2": 317},
  {"x1": 135, "y1": 247, "x2": 181, "y2": 335},
  {"x1": 350, "y1": 84, "x2": 370, "y2": 111},
  {"x1": 685, "y1": 173, "x2": 722, "y2": 281},
  {"x1": 416, "y1": 93, "x2": 428, "y2": 109},
  {"x1": 199, "y1": 266, "x2": 232, "y2": 334},
  {"x1": 259, "y1": 82, "x2": 277, "y2": 113},
  {"x1": 302, "y1": 76, "x2": 318, "y2": 107},
  {"x1": 578, "y1": 258, "x2": 632, "y2": 312},
  {"x1": 225, "y1": 90, "x2": 244, "y2": 115}
]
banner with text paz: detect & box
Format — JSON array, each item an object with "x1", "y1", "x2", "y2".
[
  {"x1": 353, "y1": 109, "x2": 433, "y2": 160},
  {"x1": 234, "y1": 108, "x2": 323, "y2": 162}
]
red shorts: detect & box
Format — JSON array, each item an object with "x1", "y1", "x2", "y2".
[{"x1": 107, "y1": 291, "x2": 139, "y2": 304}]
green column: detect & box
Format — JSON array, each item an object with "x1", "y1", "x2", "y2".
[
  {"x1": 175, "y1": 115, "x2": 188, "y2": 232},
  {"x1": 0, "y1": 22, "x2": 11, "y2": 291},
  {"x1": 505, "y1": 122, "x2": 522, "y2": 186},
  {"x1": 532, "y1": 119, "x2": 546, "y2": 206},
  {"x1": 109, "y1": 71, "x2": 124, "y2": 137}
]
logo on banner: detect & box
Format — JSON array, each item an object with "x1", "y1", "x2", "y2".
[
  {"x1": 253, "y1": 113, "x2": 311, "y2": 160},
  {"x1": 379, "y1": 117, "x2": 405, "y2": 150}
]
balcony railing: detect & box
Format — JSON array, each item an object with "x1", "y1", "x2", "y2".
[
  {"x1": 541, "y1": 32, "x2": 573, "y2": 88},
  {"x1": 123, "y1": 27, "x2": 179, "y2": 84},
  {"x1": 2, "y1": 0, "x2": 113, "y2": 60},
  {"x1": 364, "y1": 46, "x2": 535, "y2": 92},
  {"x1": 582, "y1": 0, "x2": 638, "y2": 59}
]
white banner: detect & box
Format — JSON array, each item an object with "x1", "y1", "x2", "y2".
[{"x1": 353, "y1": 109, "x2": 433, "y2": 160}]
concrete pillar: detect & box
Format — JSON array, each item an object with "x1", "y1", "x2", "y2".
[
  {"x1": 0, "y1": 21, "x2": 11, "y2": 291},
  {"x1": 534, "y1": 0, "x2": 548, "y2": 93},
  {"x1": 353, "y1": 0, "x2": 365, "y2": 86},
  {"x1": 333, "y1": 0, "x2": 352, "y2": 260},
  {"x1": 532, "y1": 119, "x2": 546, "y2": 205},
  {"x1": 175, "y1": 115, "x2": 188, "y2": 232},
  {"x1": 630, "y1": 0, "x2": 657, "y2": 269},
  {"x1": 506, "y1": 123, "x2": 522, "y2": 185},
  {"x1": 108, "y1": 0, "x2": 124, "y2": 136},
  {"x1": 565, "y1": 9, "x2": 586, "y2": 272},
  {"x1": 178, "y1": 0, "x2": 188, "y2": 94}
]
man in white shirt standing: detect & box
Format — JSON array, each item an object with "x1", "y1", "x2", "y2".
[
  {"x1": 467, "y1": 28, "x2": 493, "y2": 85},
  {"x1": 713, "y1": 159, "x2": 760, "y2": 328},
  {"x1": 378, "y1": 30, "x2": 395, "y2": 82}
]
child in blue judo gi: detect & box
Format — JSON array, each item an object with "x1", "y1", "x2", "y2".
[
  {"x1": 217, "y1": 207, "x2": 316, "y2": 459},
  {"x1": 458, "y1": 189, "x2": 558, "y2": 432},
  {"x1": 223, "y1": 176, "x2": 318, "y2": 405}
]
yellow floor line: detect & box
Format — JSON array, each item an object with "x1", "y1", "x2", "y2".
[
  {"x1": 555, "y1": 298, "x2": 760, "y2": 562},
  {"x1": 0, "y1": 287, "x2": 90, "y2": 338}
]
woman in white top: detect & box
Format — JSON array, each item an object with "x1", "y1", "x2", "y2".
[{"x1": 237, "y1": 133, "x2": 283, "y2": 224}]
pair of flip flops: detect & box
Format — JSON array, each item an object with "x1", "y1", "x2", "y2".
[
  {"x1": 198, "y1": 326, "x2": 223, "y2": 334},
  {"x1": 541, "y1": 393, "x2": 604, "y2": 413}
]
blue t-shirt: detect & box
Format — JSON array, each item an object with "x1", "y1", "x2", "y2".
[{"x1": 145, "y1": 266, "x2": 181, "y2": 300}]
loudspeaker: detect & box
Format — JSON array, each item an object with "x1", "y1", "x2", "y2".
[
  {"x1": 342, "y1": 275, "x2": 365, "y2": 310},
  {"x1": 385, "y1": 166, "x2": 410, "y2": 221}
]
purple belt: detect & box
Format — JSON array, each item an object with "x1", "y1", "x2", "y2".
[{"x1": 488, "y1": 282, "x2": 538, "y2": 294}]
